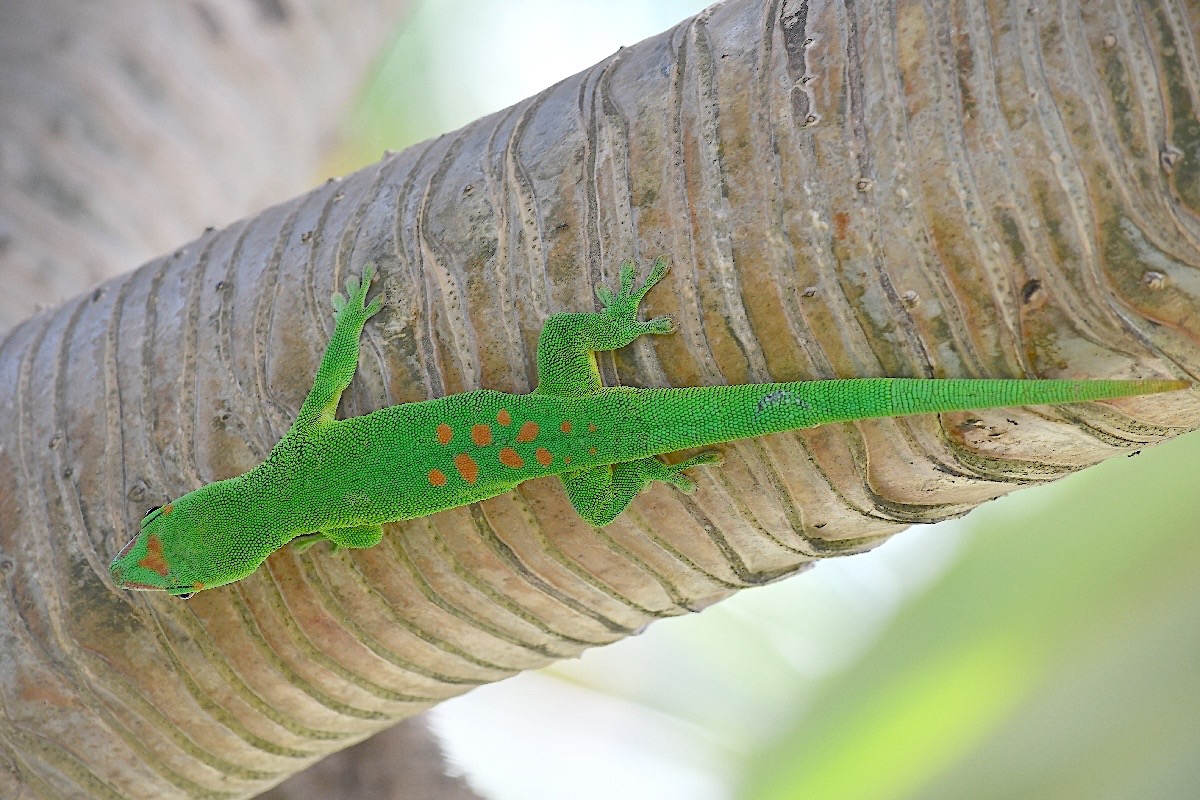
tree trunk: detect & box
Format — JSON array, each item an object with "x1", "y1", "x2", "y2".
[{"x1": 0, "y1": 0, "x2": 1197, "y2": 798}]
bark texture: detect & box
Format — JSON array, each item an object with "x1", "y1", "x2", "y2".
[
  {"x1": 1, "y1": 0, "x2": 1198, "y2": 798},
  {"x1": 0, "y1": 0, "x2": 405, "y2": 332}
]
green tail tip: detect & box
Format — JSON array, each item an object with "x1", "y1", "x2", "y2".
[
  {"x1": 1136, "y1": 379, "x2": 1191, "y2": 394},
  {"x1": 1064, "y1": 377, "x2": 1189, "y2": 402},
  {"x1": 1080, "y1": 377, "x2": 1190, "y2": 403}
]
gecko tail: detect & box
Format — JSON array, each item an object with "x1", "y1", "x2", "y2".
[
  {"x1": 623, "y1": 377, "x2": 1190, "y2": 457},
  {"x1": 871, "y1": 377, "x2": 1190, "y2": 418}
]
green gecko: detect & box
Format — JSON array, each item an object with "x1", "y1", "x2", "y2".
[{"x1": 109, "y1": 259, "x2": 1189, "y2": 598}]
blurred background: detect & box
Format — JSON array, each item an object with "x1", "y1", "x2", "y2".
[{"x1": 324, "y1": 2, "x2": 1200, "y2": 798}]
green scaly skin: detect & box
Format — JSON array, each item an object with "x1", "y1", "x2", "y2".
[{"x1": 109, "y1": 259, "x2": 1190, "y2": 597}]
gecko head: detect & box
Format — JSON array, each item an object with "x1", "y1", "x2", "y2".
[{"x1": 109, "y1": 480, "x2": 268, "y2": 598}]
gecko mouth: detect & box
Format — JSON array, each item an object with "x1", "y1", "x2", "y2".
[
  {"x1": 109, "y1": 566, "x2": 193, "y2": 597},
  {"x1": 114, "y1": 579, "x2": 195, "y2": 599},
  {"x1": 115, "y1": 579, "x2": 166, "y2": 591}
]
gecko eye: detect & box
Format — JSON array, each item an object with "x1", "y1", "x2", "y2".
[
  {"x1": 143, "y1": 505, "x2": 162, "y2": 519},
  {"x1": 176, "y1": 592, "x2": 194, "y2": 600}
]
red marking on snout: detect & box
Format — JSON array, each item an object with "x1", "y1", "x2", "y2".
[{"x1": 137, "y1": 534, "x2": 171, "y2": 577}]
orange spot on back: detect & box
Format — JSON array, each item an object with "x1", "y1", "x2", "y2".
[
  {"x1": 161, "y1": 503, "x2": 173, "y2": 516},
  {"x1": 587, "y1": 423, "x2": 598, "y2": 432},
  {"x1": 499, "y1": 448, "x2": 524, "y2": 468},
  {"x1": 454, "y1": 453, "x2": 479, "y2": 484},
  {"x1": 560, "y1": 420, "x2": 573, "y2": 434},
  {"x1": 471, "y1": 424, "x2": 493, "y2": 446},
  {"x1": 535, "y1": 448, "x2": 553, "y2": 466},
  {"x1": 436, "y1": 423, "x2": 453, "y2": 445},
  {"x1": 138, "y1": 534, "x2": 170, "y2": 577},
  {"x1": 497, "y1": 409, "x2": 512, "y2": 426},
  {"x1": 428, "y1": 469, "x2": 448, "y2": 487},
  {"x1": 588, "y1": 447, "x2": 598, "y2": 455},
  {"x1": 516, "y1": 421, "x2": 539, "y2": 443},
  {"x1": 564, "y1": 456, "x2": 572, "y2": 465},
  {"x1": 192, "y1": 582, "x2": 205, "y2": 591}
]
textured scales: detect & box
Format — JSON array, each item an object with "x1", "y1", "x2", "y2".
[{"x1": 109, "y1": 259, "x2": 1190, "y2": 597}]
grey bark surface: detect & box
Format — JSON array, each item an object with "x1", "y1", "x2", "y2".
[{"x1": 1, "y1": 0, "x2": 1199, "y2": 798}]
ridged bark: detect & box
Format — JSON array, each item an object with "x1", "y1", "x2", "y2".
[{"x1": 0, "y1": 1, "x2": 1198, "y2": 798}]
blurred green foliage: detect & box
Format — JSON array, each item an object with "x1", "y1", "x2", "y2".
[{"x1": 743, "y1": 430, "x2": 1200, "y2": 800}]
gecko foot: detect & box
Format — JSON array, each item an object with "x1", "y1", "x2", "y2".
[
  {"x1": 595, "y1": 257, "x2": 674, "y2": 336},
  {"x1": 659, "y1": 449, "x2": 724, "y2": 493},
  {"x1": 332, "y1": 262, "x2": 384, "y2": 326}
]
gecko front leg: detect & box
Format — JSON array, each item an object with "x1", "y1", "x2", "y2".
[
  {"x1": 292, "y1": 525, "x2": 384, "y2": 554},
  {"x1": 291, "y1": 262, "x2": 384, "y2": 433}
]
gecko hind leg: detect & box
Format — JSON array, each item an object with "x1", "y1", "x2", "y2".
[
  {"x1": 560, "y1": 450, "x2": 724, "y2": 526},
  {"x1": 534, "y1": 257, "x2": 674, "y2": 397}
]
